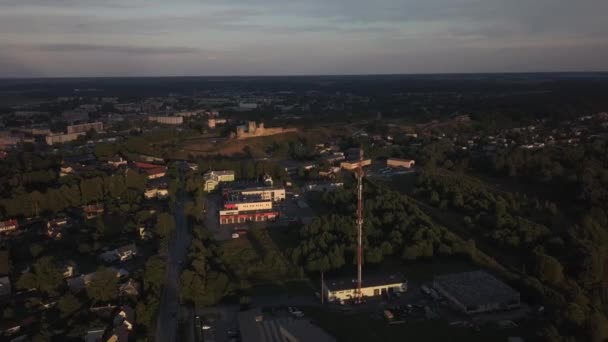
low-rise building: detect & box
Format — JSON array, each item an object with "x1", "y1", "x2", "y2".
[
  {"x1": 238, "y1": 309, "x2": 335, "y2": 342},
  {"x1": 225, "y1": 186, "x2": 286, "y2": 202},
  {"x1": 203, "y1": 170, "x2": 236, "y2": 192},
  {"x1": 340, "y1": 159, "x2": 372, "y2": 171},
  {"x1": 82, "y1": 204, "x2": 104, "y2": 219},
  {"x1": 433, "y1": 270, "x2": 520, "y2": 314},
  {"x1": 148, "y1": 116, "x2": 183, "y2": 125},
  {"x1": 303, "y1": 182, "x2": 344, "y2": 192},
  {"x1": 0, "y1": 220, "x2": 18, "y2": 234},
  {"x1": 133, "y1": 162, "x2": 167, "y2": 180},
  {"x1": 323, "y1": 273, "x2": 407, "y2": 304},
  {"x1": 219, "y1": 197, "x2": 278, "y2": 225},
  {"x1": 387, "y1": 158, "x2": 416, "y2": 169}
]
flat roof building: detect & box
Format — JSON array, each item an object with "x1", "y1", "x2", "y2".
[
  {"x1": 323, "y1": 273, "x2": 407, "y2": 304},
  {"x1": 148, "y1": 116, "x2": 183, "y2": 125},
  {"x1": 433, "y1": 270, "x2": 520, "y2": 314},
  {"x1": 224, "y1": 186, "x2": 285, "y2": 202},
  {"x1": 238, "y1": 309, "x2": 335, "y2": 342},
  {"x1": 387, "y1": 158, "x2": 416, "y2": 169}
]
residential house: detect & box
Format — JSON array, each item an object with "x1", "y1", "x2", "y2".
[
  {"x1": 116, "y1": 244, "x2": 137, "y2": 262},
  {"x1": 106, "y1": 154, "x2": 128, "y2": 168},
  {"x1": 82, "y1": 204, "x2": 104, "y2": 219},
  {"x1": 133, "y1": 162, "x2": 167, "y2": 180},
  {"x1": 119, "y1": 279, "x2": 140, "y2": 297}
]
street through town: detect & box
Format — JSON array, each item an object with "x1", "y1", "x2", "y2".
[{"x1": 155, "y1": 163, "x2": 192, "y2": 342}]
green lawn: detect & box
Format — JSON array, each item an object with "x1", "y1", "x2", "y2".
[{"x1": 304, "y1": 307, "x2": 523, "y2": 342}]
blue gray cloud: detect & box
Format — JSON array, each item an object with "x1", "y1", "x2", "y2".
[{"x1": 0, "y1": 0, "x2": 607, "y2": 77}]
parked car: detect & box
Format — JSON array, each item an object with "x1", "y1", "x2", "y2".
[
  {"x1": 288, "y1": 307, "x2": 304, "y2": 318},
  {"x1": 231, "y1": 233, "x2": 240, "y2": 239}
]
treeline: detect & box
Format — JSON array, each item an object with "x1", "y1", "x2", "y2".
[
  {"x1": 413, "y1": 170, "x2": 608, "y2": 341},
  {"x1": 179, "y1": 227, "x2": 231, "y2": 306},
  {"x1": 290, "y1": 183, "x2": 482, "y2": 273},
  {"x1": 196, "y1": 158, "x2": 290, "y2": 182},
  {"x1": 484, "y1": 138, "x2": 608, "y2": 211},
  {"x1": 414, "y1": 171, "x2": 557, "y2": 249},
  {"x1": 0, "y1": 171, "x2": 148, "y2": 219}
]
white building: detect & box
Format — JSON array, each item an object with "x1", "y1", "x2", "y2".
[{"x1": 322, "y1": 274, "x2": 407, "y2": 304}]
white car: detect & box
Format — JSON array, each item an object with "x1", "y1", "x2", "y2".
[
  {"x1": 231, "y1": 233, "x2": 240, "y2": 239},
  {"x1": 202, "y1": 325, "x2": 212, "y2": 330},
  {"x1": 288, "y1": 307, "x2": 304, "y2": 318}
]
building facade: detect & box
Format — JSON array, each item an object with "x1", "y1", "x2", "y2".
[
  {"x1": 322, "y1": 275, "x2": 407, "y2": 304},
  {"x1": 66, "y1": 122, "x2": 104, "y2": 134},
  {"x1": 148, "y1": 116, "x2": 183, "y2": 125},
  {"x1": 234, "y1": 187, "x2": 286, "y2": 202}
]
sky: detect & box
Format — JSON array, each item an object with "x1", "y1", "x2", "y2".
[{"x1": 1, "y1": 0, "x2": 607, "y2": 77}]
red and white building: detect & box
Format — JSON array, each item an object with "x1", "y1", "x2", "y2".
[
  {"x1": 219, "y1": 198, "x2": 278, "y2": 225},
  {"x1": 0, "y1": 220, "x2": 18, "y2": 234}
]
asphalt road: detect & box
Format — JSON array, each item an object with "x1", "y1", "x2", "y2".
[{"x1": 155, "y1": 164, "x2": 192, "y2": 342}]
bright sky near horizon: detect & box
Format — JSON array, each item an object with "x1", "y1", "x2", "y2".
[{"x1": 1, "y1": 0, "x2": 607, "y2": 77}]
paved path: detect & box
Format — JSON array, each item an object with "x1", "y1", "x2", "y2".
[{"x1": 155, "y1": 163, "x2": 192, "y2": 342}]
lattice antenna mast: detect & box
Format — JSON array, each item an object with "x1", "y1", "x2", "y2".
[{"x1": 355, "y1": 148, "x2": 364, "y2": 303}]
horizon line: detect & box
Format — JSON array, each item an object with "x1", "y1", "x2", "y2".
[{"x1": 2, "y1": 70, "x2": 608, "y2": 81}]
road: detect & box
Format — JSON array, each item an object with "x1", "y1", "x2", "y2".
[{"x1": 155, "y1": 163, "x2": 192, "y2": 342}]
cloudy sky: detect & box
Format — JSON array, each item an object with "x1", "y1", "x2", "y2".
[{"x1": 1, "y1": 0, "x2": 607, "y2": 77}]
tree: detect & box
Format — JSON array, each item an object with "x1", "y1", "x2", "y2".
[
  {"x1": 17, "y1": 256, "x2": 64, "y2": 296},
  {"x1": 58, "y1": 293, "x2": 81, "y2": 317},
  {"x1": 155, "y1": 212, "x2": 176, "y2": 240},
  {"x1": 143, "y1": 256, "x2": 166, "y2": 293},
  {"x1": 534, "y1": 250, "x2": 565, "y2": 286},
  {"x1": 87, "y1": 268, "x2": 118, "y2": 302}
]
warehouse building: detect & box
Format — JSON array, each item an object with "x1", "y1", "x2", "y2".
[
  {"x1": 238, "y1": 309, "x2": 335, "y2": 342},
  {"x1": 433, "y1": 270, "x2": 520, "y2": 314},
  {"x1": 322, "y1": 273, "x2": 407, "y2": 304}
]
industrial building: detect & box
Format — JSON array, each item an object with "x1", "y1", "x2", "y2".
[
  {"x1": 433, "y1": 270, "x2": 520, "y2": 314},
  {"x1": 322, "y1": 274, "x2": 407, "y2": 304},
  {"x1": 387, "y1": 158, "x2": 416, "y2": 169},
  {"x1": 203, "y1": 170, "x2": 235, "y2": 192},
  {"x1": 147, "y1": 116, "x2": 183, "y2": 125}
]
